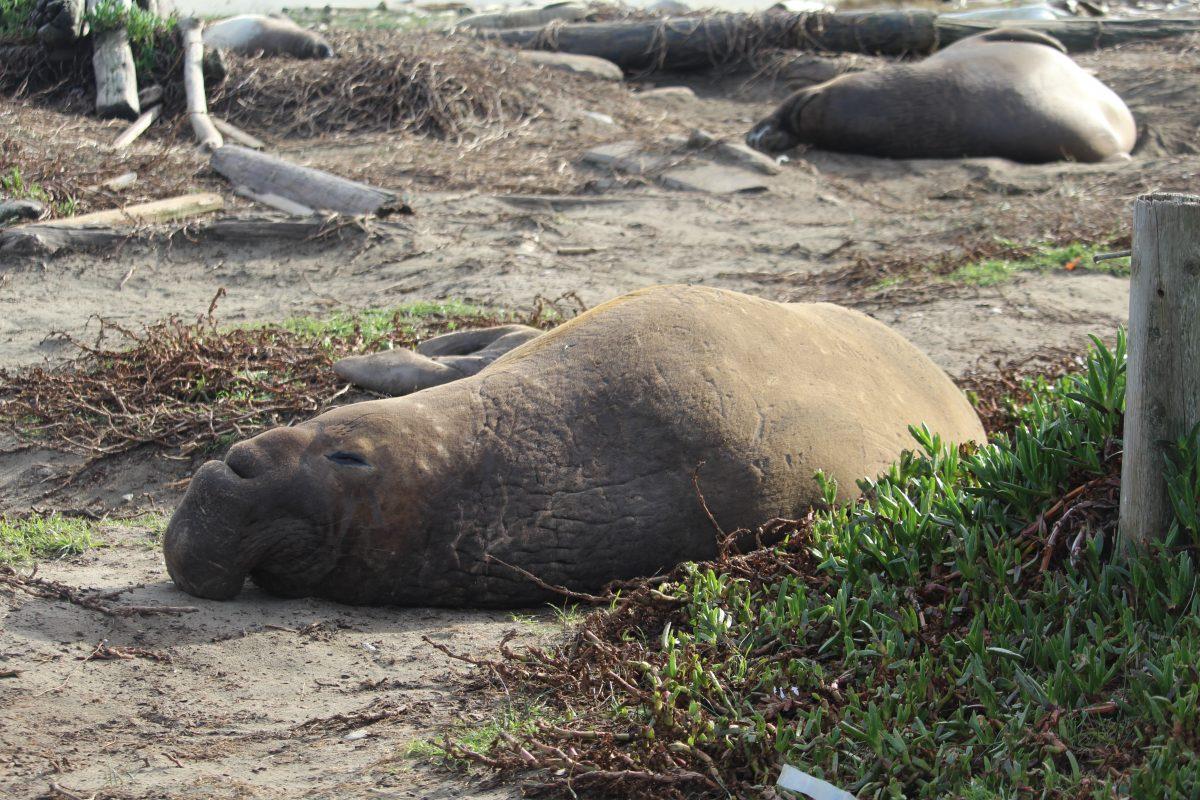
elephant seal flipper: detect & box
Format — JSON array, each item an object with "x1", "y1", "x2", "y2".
[
  {"x1": 416, "y1": 324, "x2": 541, "y2": 357},
  {"x1": 333, "y1": 349, "x2": 464, "y2": 396},
  {"x1": 335, "y1": 325, "x2": 543, "y2": 396},
  {"x1": 963, "y1": 27, "x2": 1067, "y2": 53}
]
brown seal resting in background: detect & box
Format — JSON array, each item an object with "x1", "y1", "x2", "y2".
[
  {"x1": 163, "y1": 285, "x2": 985, "y2": 608},
  {"x1": 202, "y1": 15, "x2": 334, "y2": 59},
  {"x1": 747, "y1": 28, "x2": 1136, "y2": 163}
]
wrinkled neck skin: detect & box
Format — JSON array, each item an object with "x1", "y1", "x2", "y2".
[{"x1": 164, "y1": 390, "x2": 482, "y2": 604}]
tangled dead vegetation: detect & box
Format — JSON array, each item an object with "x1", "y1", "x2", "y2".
[
  {"x1": 209, "y1": 31, "x2": 640, "y2": 141},
  {"x1": 957, "y1": 349, "x2": 1084, "y2": 435},
  {"x1": 0, "y1": 294, "x2": 570, "y2": 458}
]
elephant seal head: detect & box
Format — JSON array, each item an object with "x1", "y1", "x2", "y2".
[
  {"x1": 746, "y1": 89, "x2": 820, "y2": 154},
  {"x1": 164, "y1": 414, "x2": 388, "y2": 600}
]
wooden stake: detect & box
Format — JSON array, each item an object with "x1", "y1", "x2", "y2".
[
  {"x1": 88, "y1": 0, "x2": 140, "y2": 120},
  {"x1": 1118, "y1": 193, "x2": 1200, "y2": 550},
  {"x1": 178, "y1": 17, "x2": 223, "y2": 151},
  {"x1": 111, "y1": 104, "x2": 161, "y2": 149}
]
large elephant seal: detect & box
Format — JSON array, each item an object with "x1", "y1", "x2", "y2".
[
  {"x1": 747, "y1": 29, "x2": 1136, "y2": 163},
  {"x1": 203, "y1": 15, "x2": 334, "y2": 59},
  {"x1": 164, "y1": 286, "x2": 984, "y2": 608}
]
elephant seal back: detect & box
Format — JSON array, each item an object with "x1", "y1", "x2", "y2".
[{"x1": 747, "y1": 28, "x2": 1135, "y2": 163}]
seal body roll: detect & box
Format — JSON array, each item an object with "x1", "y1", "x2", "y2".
[
  {"x1": 747, "y1": 28, "x2": 1136, "y2": 163},
  {"x1": 202, "y1": 15, "x2": 334, "y2": 59}
]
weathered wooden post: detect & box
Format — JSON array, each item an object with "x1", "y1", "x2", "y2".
[
  {"x1": 88, "y1": 0, "x2": 140, "y2": 120},
  {"x1": 1118, "y1": 193, "x2": 1200, "y2": 549}
]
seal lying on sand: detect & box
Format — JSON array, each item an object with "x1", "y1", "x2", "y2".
[
  {"x1": 747, "y1": 28, "x2": 1136, "y2": 163},
  {"x1": 164, "y1": 285, "x2": 984, "y2": 608},
  {"x1": 203, "y1": 15, "x2": 334, "y2": 59}
]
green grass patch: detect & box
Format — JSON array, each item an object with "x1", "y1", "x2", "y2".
[
  {"x1": 82, "y1": 1, "x2": 178, "y2": 78},
  {"x1": 0, "y1": 0, "x2": 35, "y2": 40},
  {"x1": 279, "y1": 300, "x2": 499, "y2": 350},
  {"x1": 945, "y1": 242, "x2": 1129, "y2": 287},
  {"x1": 406, "y1": 700, "x2": 552, "y2": 766},
  {"x1": 467, "y1": 329, "x2": 1200, "y2": 797},
  {"x1": 0, "y1": 514, "x2": 97, "y2": 566},
  {"x1": 2, "y1": 167, "x2": 77, "y2": 217}
]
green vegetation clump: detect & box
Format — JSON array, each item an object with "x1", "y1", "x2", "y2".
[
  {"x1": 280, "y1": 300, "x2": 498, "y2": 350},
  {"x1": 946, "y1": 242, "x2": 1129, "y2": 287},
  {"x1": 83, "y1": 1, "x2": 177, "y2": 77},
  {"x1": 0, "y1": 514, "x2": 96, "y2": 566},
  {"x1": 2, "y1": 166, "x2": 78, "y2": 216},
  {"x1": 0, "y1": 0, "x2": 35, "y2": 40},
  {"x1": 468, "y1": 330, "x2": 1200, "y2": 798}
]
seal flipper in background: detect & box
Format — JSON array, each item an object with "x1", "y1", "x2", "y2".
[
  {"x1": 333, "y1": 324, "x2": 543, "y2": 396},
  {"x1": 416, "y1": 324, "x2": 541, "y2": 357},
  {"x1": 961, "y1": 27, "x2": 1068, "y2": 54}
]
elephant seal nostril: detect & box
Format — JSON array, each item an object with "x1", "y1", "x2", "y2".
[{"x1": 224, "y1": 445, "x2": 258, "y2": 480}]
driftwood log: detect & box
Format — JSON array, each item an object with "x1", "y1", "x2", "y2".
[
  {"x1": 178, "y1": 17, "x2": 223, "y2": 151},
  {"x1": 111, "y1": 104, "x2": 161, "y2": 149},
  {"x1": 212, "y1": 117, "x2": 266, "y2": 150},
  {"x1": 88, "y1": 0, "x2": 139, "y2": 119},
  {"x1": 480, "y1": 11, "x2": 1200, "y2": 71},
  {"x1": 0, "y1": 225, "x2": 127, "y2": 255},
  {"x1": 0, "y1": 192, "x2": 225, "y2": 253},
  {"x1": 210, "y1": 145, "x2": 411, "y2": 217}
]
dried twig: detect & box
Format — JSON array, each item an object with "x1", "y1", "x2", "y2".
[{"x1": 0, "y1": 567, "x2": 198, "y2": 618}]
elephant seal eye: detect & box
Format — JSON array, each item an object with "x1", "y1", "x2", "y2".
[{"x1": 327, "y1": 451, "x2": 371, "y2": 468}]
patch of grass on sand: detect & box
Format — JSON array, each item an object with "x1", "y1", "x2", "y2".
[
  {"x1": 0, "y1": 514, "x2": 97, "y2": 566},
  {"x1": 280, "y1": 300, "x2": 497, "y2": 348},
  {"x1": 2, "y1": 167, "x2": 77, "y2": 217},
  {"x1": 946, "y1": 242, "x2": 1129, "y2": 286},
  {"x1": 105, "y1": 512, "x2": 170, "y2": 550},
  {"x1": 405, "y1": 700, "x2": 552, "y2": 765},
  {"x1": 461, "y1": 329, "x2": 1200, "y2": 797}
]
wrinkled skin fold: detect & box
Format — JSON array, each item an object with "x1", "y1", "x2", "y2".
[{"x1": 165, "y1": 285, "x2": 986, "y2": 608}]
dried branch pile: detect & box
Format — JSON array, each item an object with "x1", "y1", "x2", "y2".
[
  {"x1": 209, "y1": 31, "x2": 604, "y2": 140},
  {"x1": 0, "y1": 298, "x2": 558, "y2": 456}
]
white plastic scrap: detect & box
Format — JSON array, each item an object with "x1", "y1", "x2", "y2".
[{"x1": 776, "y1": 764, "x2": 856, "y2": 800}]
